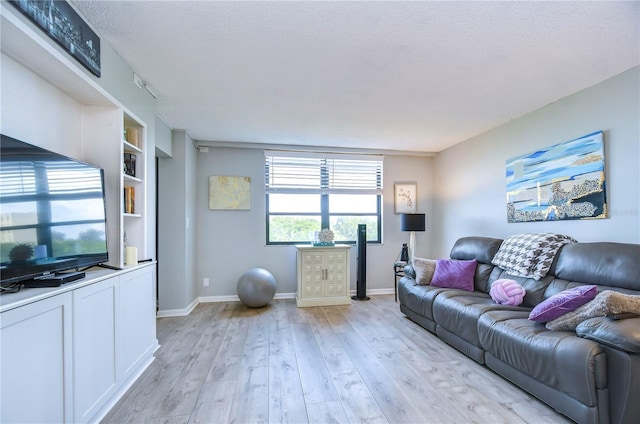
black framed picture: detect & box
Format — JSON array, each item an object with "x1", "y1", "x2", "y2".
[{"x1": 9, "y1": 0, "x2": 101, "y2": 77}]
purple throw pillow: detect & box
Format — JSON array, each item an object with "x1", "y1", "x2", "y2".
[
  {"x1": 529, "y1": 285, "x2": 598, "y2": 322},
  {"x1": 430, "y1": 259, "x2": 477, "y2": 292}
]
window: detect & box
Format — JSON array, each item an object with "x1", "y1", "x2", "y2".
[{"x1": 265, "y1": 151, "x2": 383, "y2": 244}]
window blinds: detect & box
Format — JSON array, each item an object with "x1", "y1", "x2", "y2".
[
  {"x1": 0, "y1": 161, "x2": 102, "y2": 198},
  {"x1": 265, "y1": 151, "x2": 383, "y2": 194}
]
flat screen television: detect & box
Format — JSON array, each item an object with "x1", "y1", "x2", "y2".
[{"x1": 0, "y1": 134, "x2": 109, "y2": 287}]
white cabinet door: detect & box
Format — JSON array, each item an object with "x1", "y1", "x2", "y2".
[
  {"x1": 1, "y1": 293, "x2": 73, "y2": 424},
  {"x1": 73, "y1": 278, "x2": 118, "y2": 423},
  {"x1": 301, "y1": 251, "x2": 325, "y2": 298},
  {"x1": 118, "y1": 265, "x2": 156, "y2": 381},
  {"x1": 324, "y1": 250, "x2": 348, "y2": 297}
]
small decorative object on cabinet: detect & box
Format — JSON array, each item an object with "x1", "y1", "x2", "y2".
[
  {"x1": 296, "y1": 245, "x2": 351, "y2": 307},
  {"x1": 313, "y1": 228, "x2": 335, "y2": 246}
]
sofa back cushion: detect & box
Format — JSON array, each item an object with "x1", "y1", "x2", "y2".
[
  {"x1": 489, "y1": 268, "x2": 556, "y2": 307},
  {"x1": 449, "y1": 237, "x2": 640, "y2": 306},
  {"x1": 450, "y1": 237, "x2": 503, "y2": 293},
  {"x1": 450, "y1": 236, "x2": 503, "y2": 264},
  {"x1": 554, "y1": 242, "x2": 640, "y2": 291}
]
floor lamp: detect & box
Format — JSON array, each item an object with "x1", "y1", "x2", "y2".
[{"x1": 400, "y1": 213, "x2": 426, "y2": 263}]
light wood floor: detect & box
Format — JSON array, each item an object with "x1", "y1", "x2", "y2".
[{"x1": 102, "y1": 295, "x2": 571, "y2": 424}]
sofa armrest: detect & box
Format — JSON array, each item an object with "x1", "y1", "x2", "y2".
[
  {"x1": 576, "y1": 316, "x2": 640, "y2": 354},
  {"x1": 403, "y1": 264, "x2": 416, "y2": 279}
]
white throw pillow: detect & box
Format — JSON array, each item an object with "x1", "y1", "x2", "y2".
[{"x1": 412, "y1": 257, "x2": 437, "y2": 285}]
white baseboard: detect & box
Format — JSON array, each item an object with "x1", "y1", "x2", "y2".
[
  {"x1": 156, "y1": 297, "x2": 199, "y2": 317},
  {"x1": 199, "y1": 292, "x2": 296, "y2": 304},
  {"x1": 156, "y1": 290, "x2": 392, "y2": 317}
]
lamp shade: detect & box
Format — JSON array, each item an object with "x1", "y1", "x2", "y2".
[{"x1": 400, "y1": 213, "x2": 426, "y2": 232}]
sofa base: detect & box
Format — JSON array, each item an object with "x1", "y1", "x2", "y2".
[
  {"x1": 599, "y1": 346, "x2": 640, "y2": 424},
  {"x1": 400, "y1": 303, "x2": 437, "y2": 333},
  {"x1": 401, "y1": 304, "x2": 605, "y2": 422},
  {"x1": 485, "y1": 353, "x2": 607, "y2": 424},
  {"x1": 436, "y1": 325, "x2": 485, "y2": 364}
]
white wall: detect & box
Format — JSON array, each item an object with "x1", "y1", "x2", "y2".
[
  {"x1": 432, "y1": 67, "x2": 640, "y2": 257},
  {"x1": 154, "y1": 115, "x2": 172, "y2": 157},
  {"x1": 1, "y1": 55, "x2": 84, "y2": 157},
  {"x1": 157, "y1": 131, "x2": 198, "y2": 312},
  {"x1": 193, "y1": 147, "x2": 434, "y2": 299}
]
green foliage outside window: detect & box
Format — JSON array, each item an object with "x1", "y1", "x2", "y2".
[{"x1": 268, "y1": 216, "x2": 378, "y2": 243}]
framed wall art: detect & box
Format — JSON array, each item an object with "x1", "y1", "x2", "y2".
[
  {"x1": 506, "y1": 131, "x2": 606, "y2": 222},
  {"x1": 394, "y1": 182, "x2": 417, "y2": 214},
  {"x1": 10, "y1": 0, "x2": 101, "y2": 77},
  {"x1": 209, "y1": 176, "x2": 251, "y2": 210}
]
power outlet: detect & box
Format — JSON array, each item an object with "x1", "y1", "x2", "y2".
[{"x1": 203, "y1": 277, "x2": 210, "y2": 287}]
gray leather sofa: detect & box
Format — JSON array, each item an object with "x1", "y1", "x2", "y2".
[{"x1": 398, "y1": 236, "x2": 640, "y2": 424}]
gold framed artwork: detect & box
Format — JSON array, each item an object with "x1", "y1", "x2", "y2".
[
  {"x1": 209, "y1": 176, "x2": 251, "y2": 210},
  {"x1": 394, "y1": 182, "x2": 417, "y2": 214}
]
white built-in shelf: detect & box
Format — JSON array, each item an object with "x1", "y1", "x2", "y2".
[
  {"x1": 124, "y1": 174, "x2": 143, "y2": 184},
  {"x1": 123, "y1": 140, "x2": 142, "y2": 154}
]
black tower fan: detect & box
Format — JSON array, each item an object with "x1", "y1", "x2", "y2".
[{"x1": 352, "y1": 224, "x2": 370, "y2": 301}]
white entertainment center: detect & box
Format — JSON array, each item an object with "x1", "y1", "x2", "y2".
[
  {"x1": 1, "y1": 265, "x2": 157, "y2": 423},
  {"x1": 1, "y1": 4, "x2": 157, "y2": 423}
]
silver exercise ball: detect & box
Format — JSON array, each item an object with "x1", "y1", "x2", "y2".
[{"x1": 237, "y1": 268, "x2": 277, "y2": 308}]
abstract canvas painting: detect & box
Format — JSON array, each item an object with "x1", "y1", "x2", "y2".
[
  {"x1": 506, "y1": 131, "x2": 607, "y2": 223},
  {"x1": 209, "y1": 176, "x2": 251, "y2": 210}
]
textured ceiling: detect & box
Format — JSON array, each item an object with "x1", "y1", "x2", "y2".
[{"x1": 72, "y1": 1, "x2": 639, "y2": 153}]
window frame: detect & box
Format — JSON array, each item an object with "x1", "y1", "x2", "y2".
[
  {"x1": 265, "y1": 193, "x2": 382, "y2": 245},
  {"x1": 265, "y1": 151, "x2": 383, "y2": 245}
]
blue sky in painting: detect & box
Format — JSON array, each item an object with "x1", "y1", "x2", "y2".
[{"x1": 506, "y1": 131, "x2": 604, "y2": 196}]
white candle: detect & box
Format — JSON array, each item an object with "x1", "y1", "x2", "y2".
[{"x1": 125, "y1": 246, "x2": 138, "y2": 265}]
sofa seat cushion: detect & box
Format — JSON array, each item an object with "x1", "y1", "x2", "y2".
[
  {"x1": 478, "y1": 310, "x2": 606, "y2": 406},
  {"x1": 397, "y1": 277, "x2": 450, "y2": 321},
  {"x1": 432, "y1": 291, "x2": 526, "y2": 348}
]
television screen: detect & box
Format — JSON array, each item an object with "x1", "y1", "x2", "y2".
[{"x1": 0, "y1": 134, "x2": 109, "y2": 286}]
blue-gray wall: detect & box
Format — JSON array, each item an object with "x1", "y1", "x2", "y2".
[{"x1": 432, "y1": 67, "x2": 640, "y2": 257}]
